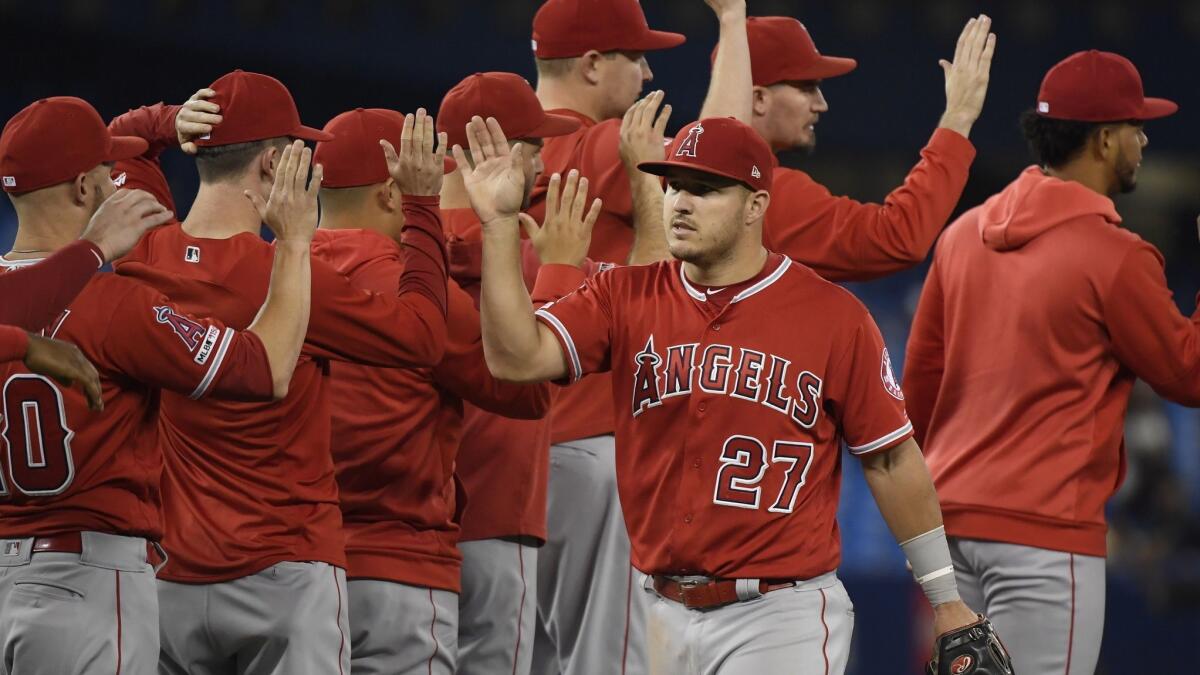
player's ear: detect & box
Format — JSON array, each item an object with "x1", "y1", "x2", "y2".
[
  {"x1": 70, "y1": 171, "x2": 90, "y2": 207},
  {"x1": 260, "y1": 142, "x2": 282, "y2": 183},
  {"x1": 581, "y1": 51, "x2": 605, "y2": 85},
  {"x1": 751, "y1": 86, "x2": 770, "y2": 119},
  {"x1": 745, "y1": 189, "x2": 770, "y2": 225},
  {"x1": 377, "y1": 178, "x2": 400, "y2": 213},
  {"x1": 1092, "y1": 126, "x2": 1117, "y2": 163}
]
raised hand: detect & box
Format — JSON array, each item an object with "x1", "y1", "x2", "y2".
[
  {"x1": 451, "y1": 116, "x2": 529, "y2": 225},
  {"x1": 938, "y1": 14, "x2": 997, "y2": 139},
  {"x1": 24, "y1": 334, "x2": 104, "y2": 411},
  {"x1": 246, "y1": 140, "x2": 322, "y2": 244},
  {"x1": 703, "y1": 0, "x2": 746, "y2": 20},
  {"x1": 176, "y1": 88, "x2": 223, "y2": 155},
  {"x1": 381, "y1": 108, "x2": 449, "y2": 197},
  {"x1": 520, "y1": 170, "x2": 602, "y2": 267},
  {"x1": 620, "y1": 90, "x2": 673, "y2": 170},
  {"x1": 81, "y1": 189, "x2": 175, "y2": 262}
]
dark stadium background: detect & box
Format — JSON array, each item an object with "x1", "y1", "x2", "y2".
[{"x1": 2, "y1": 1, "x2": 1198, "y2": 671}]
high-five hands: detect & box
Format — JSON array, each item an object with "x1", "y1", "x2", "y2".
[
  {"x1": 245, "y1": 140, "x2": 322, "y2": 245},
  {"x1": 521, "y1": 170, "x2": 602, "y2": 268},
  {"x1": 452, "y1": 116, "x2": 530, "y2": 225},
  {"x1": 938, "y1": 14, "x2": 997, "y2": 139},
  {"x1": 620, "y1": 90, "x2": 672, "y2": 170},
  {"x1": 381, "y1": 108, "x2": 449, "y2": 197}
]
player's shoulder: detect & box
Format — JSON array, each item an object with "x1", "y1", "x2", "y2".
[
  {"x1": 776, "y1": 255, "x2": 873, "y2": 320},
  {"x1": 310, "y1": 228, "x2": 401, "y2": 276}
]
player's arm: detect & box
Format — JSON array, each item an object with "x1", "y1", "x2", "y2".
[
  {"x1": 1103, "y1": 237, "x2": 1200, "y2": 405},
  {"x1": 434, "y1": 282, "x2": 552, "y2": 419},
  {"x1": 698, "y1": 0, "x2": 751, "y2": 122},
  {"x1": 454, "y1": 117, "x2": 600, "y2": 383},
  {"x1": 0, "y1": 327, "x2": 104, "y2": 410},
  {"x1": 902, "y1": 254, "x2": 947, "y2": 446},
  {"x1": 620, "y1": 92, "x2": 672, "y2": 265}
]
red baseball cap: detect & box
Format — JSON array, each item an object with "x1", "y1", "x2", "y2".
[
  {"x1": 315, "y1": 109, "x2": 456, "y2": 189},
  {"x1": 713, "y1": 17, "x2": 856, "y2": 86},
  {"x1": 195, "y1": 70, "x2": 333, "y2": 147},
  {"x1": 0, "y1": 97, "x2": 147, "y2": 194},
  {"x1": 532, "y1": 0, "x2": 685, "y2": 59},
  {"x1": 638, "y1": 117, "x2": 774, "y2": 192},
  {"x1": 437, "y1": 72, "x2": 581, "y2": 149},
  {"x1": 1036, "y1": 50, "x2": 1177, "y2": 122}
]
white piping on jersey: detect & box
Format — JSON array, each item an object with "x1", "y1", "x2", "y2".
[
  {"x1": 677, "y1": 257, "x2": 792, "y2": 304},
  {"x1": 848, "y1": 420, "x2": 914, "y2": 455},
  {"x1": 89, "y1": 248, "x2": 104, "y2": 268},
  {"x1": 189, "y1": 327, "x2": 235, "y2": 400},
  {"x1": 535, "y1": 308, "x2": 583, "y2": 382},
  {"x1": 0, "y1": 255, "x2": 46, "y2": 269}
]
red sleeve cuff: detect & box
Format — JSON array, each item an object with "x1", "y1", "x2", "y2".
[
  {"x1": 532, "y1": 264, "x2": 587, "y2": 304},
  {"x1": 928, "y1": 127, "x2": 977, "y2": 162},
  {"x1": 848, "y1": 420, "x2": 915, "y2": 457}
]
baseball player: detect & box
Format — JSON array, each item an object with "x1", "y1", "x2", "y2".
[
  {"x1": 111, "y1": 72, "x2": 451, "y2": 675},
  {"x1": 308, "y1": 106, "x2": 554, "y2": 675},
  {"x1": 434, "y1": 72, "x2": 619, "y2": 675},
  {"x1": 456, "y1": 113, "x2": 985, "y2": 674},
  {"x1": 0, "y1": 96, "x2": 318, "y2": 674},
  {"x1": 904, "y1": 50, "x2": 1194, "y2": 674}
]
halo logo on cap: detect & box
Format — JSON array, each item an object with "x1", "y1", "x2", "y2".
[{"x1": 676, "y1": 123, "x2": 704, "y2": 158}]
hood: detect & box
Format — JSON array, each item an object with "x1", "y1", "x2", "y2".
[
  {"x1": 310, "y1": 228, "x2": 400, "y2": 277},
  {"x1": 979, "y1": 166, "x2": 1121, "y2": 251}
]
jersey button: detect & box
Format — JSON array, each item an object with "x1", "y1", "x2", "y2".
[
  {"x1": 684, "y1": 513, "x2": 693, "y2": 523},
  {"x1": 712, "y1": 323, "x2": 721, "y2": 331},
  {"x1": 692, "y1": 458, "x2": 701, "y2": 468},
  {"x1": 697, "y1": 402, "x2": 707, "y2": 413}
]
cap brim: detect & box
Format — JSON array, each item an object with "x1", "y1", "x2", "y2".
[
  {"x1": 773, "y1": 56, "x2": 858, "y2": 84},
  {"x1": 1138, "y1": 97, "x2": 1178, "y2": 120},
  {"x1": 105, "y1": 136, "x2": 150, "y2": 162},
  {"x1": 291, "y1": 125, "x2": 336, "y2": 142},
  {"x1": 637, "y1": 159, "x2": 750, "y2": 188},
  {"x1": 623, "y1": 29, "x2": 687, "y2": 53},
  {"x1": 525, "y1": 112, "x2": 583, "y2": 140}
]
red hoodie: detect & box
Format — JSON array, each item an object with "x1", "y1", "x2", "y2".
[{"x1": 905, "y1": 166, "x2": 1200, "y2": 557}]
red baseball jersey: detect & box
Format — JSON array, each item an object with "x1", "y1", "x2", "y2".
[
  {"x1": 530, "y1": 118, "x2": 974, "y2": 445},
  {"x1": 110, "y1": 104, "x2": 450, "y2": 581},
  {"x1": 534, "y1": 253, "x2": 912, "y2": 579},
  {"x1": 311, "y1": 227, "x2": 550, "y2": 592},
  {"x1": 0, "y1": 326, "x2": 27, "y2": 363},
  {"x1": 443, "y1": 207, "x2": 596, "y2": 542},
  {"x1": 0, "y1": 239, "x2": 104, "y2": 330},
  {"x1": 0, "y1": 258, "x2": 272, "y2": 540}
]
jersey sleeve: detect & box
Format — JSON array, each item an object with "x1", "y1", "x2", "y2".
[
  {"x1": 1102, "y1": 243, "x2": 1200, "y2": 405},
  {"x1": 533, "y1": 272, "x2": 615, "y2": 383},
  {"x1": 824, "y1": 309, "x2": 914, "y2": 456},
  {"x1": 901, "y1": 253, "x2": 947, "y2": 447},
  {"x1": 95, "y1": 282, "x2": 274, "y2": 401},
  {"x1": 764, "y1": 129, "x2": 975, "y2": 282},
  {"x1": 108, "y1": 103, "x2": 182, "y2": 214},
  {"x1": 531, "y1": 264, "x2": 588, "y2": 305},
  {"x1": 0, "y1": 240, "x2": 103, "y2": 329},
  {"x1": 433, "y1": 281, "x2": 551, "y2": 419},
  {"x1": 0, "y1": 326, "x2": 29, "y2": 363}
]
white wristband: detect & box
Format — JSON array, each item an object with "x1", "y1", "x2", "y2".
[{"x1": 900, "y1": 526, "x2": 960, "y2": 606}]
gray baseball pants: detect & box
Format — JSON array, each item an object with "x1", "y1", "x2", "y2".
[
  {"x1": 0, "y1": 532, "x2": 158, "y2": 675},
  {"x1": 532, "y1": 434, "x2": 649, "y2": 675},
  {"x1": 950, "y1": 537, "x2": 1105, "y2": 675},
  {"x1": 457, "y1": 538, "x2": 537, "y2": 675},
  {"x1": 640, "y1": 571, "x2": 853, "y2": 675},
  {"x1": 347, "y1": 579, "x2": 457, "y2": 675},
  {"x1": 157, "y1": 561, "x2": 350, "y2": 675}
]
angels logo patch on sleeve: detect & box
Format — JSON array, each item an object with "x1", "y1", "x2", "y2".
[
  {"x1": 153, "y1": 306, "x2": 206, "y2": 352},
  {"x1": 881, "y1": 347, "x2": 904, "y2": 400}
]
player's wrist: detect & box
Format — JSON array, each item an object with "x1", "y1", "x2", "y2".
[
  {"x1": 937, "y1": 110, "x2": 975, "y2": 139},
  {"x1": 899, "y1": 525, "x2": 961, "y2": 607}
]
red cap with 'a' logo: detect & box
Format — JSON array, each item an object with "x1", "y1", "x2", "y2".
[
  {"x1": 532, "y1": 0, "x2": 685, "y2": 59},
  {"x1": 0, "y1": 97, "x2": 148, "y2": 193},
  {"x1": 315, "y1": 108, "x2": 456, "y2": 189},
  {"x1": 195, "y1": 70, "x2": 333, "y2": 147},
  {"x1": 637, "y1": 117, "x2": 774, "y2": 192}
]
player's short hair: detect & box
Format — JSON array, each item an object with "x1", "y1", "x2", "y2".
[
  {"x1": 1019, "y1": 110, "x2": 1099, "y2": 169},
  {"x1": 535, "y1": 56, "x2": 581, "y2": 79},
  {"x1": 195, "y1": 137, "x2": 289, "y2": 184}
]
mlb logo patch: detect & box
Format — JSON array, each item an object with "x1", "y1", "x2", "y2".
[
  {"x1": 1, "y1": 176, "x2": 15, "y2": 188},
  {"x1": 3, "y1": 541, "x2": 20, "y2": 556},
  {"x1": 1038, "y1": 101, "x2": 1050, "y2": 114},
  {"x1": 185, "y1": 246, "x2": 201, "y2": 263}
]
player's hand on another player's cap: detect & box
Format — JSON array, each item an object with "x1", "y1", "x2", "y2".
[
  {"x1": 381, "y1": 108, "x2": 449, "y2": 197},
  {"x1": 246, "y1": 140, "x2": 323, "y2": 244},
  {"x1": 24, "y1": 334, "x2": 104, "y2": 412},
  {"x1": 520, "y1": 170, "x2": 602, "y2": 268},
  {"x1": 81, "y1": 189, "x2": 175, "y2": 262},
  {"x1": 452, "y1": 116, "x2": 528, "y2": 226},
  {"x1": 176, "y1": 88, "x2": 223, "y2": 155},
  {"x1": 620, "y1": 90, "x2": 672, "y2": 170},
  {"x1": 938, "y1": 14, "x2": 996, "y2": 139}
]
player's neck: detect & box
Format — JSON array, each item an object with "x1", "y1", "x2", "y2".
[
  {"x1": 1043, "y1": 162, "x2": 1115, "y2": 198},
  {"x1": 9, "y1": 203, "x2": 88, "y2": 259},
  {"x1": 183, "y1": 182, "x2": 265, "y2": 239},
  {"x1": 682, "y1": 245, "x2": 769, "y2": 288},
  {"x1": 439, "y1": 171, "x2": 471, "y2": 210},
  {"x1": 535, "y1": 81, "x2": 603, "y2": 122}
]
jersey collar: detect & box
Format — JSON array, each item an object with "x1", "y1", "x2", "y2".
[{"x1": 678, "y1": 255, "x2": 791, "y2": 304}]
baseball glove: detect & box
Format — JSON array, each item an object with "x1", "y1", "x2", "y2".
[{"x1": 926, "y1": 615, "x2": 1015, "y2": 675}]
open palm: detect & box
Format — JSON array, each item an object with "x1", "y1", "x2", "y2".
[{"x1": 452, "y1": 116, "x2": 528, "y2": 224}]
